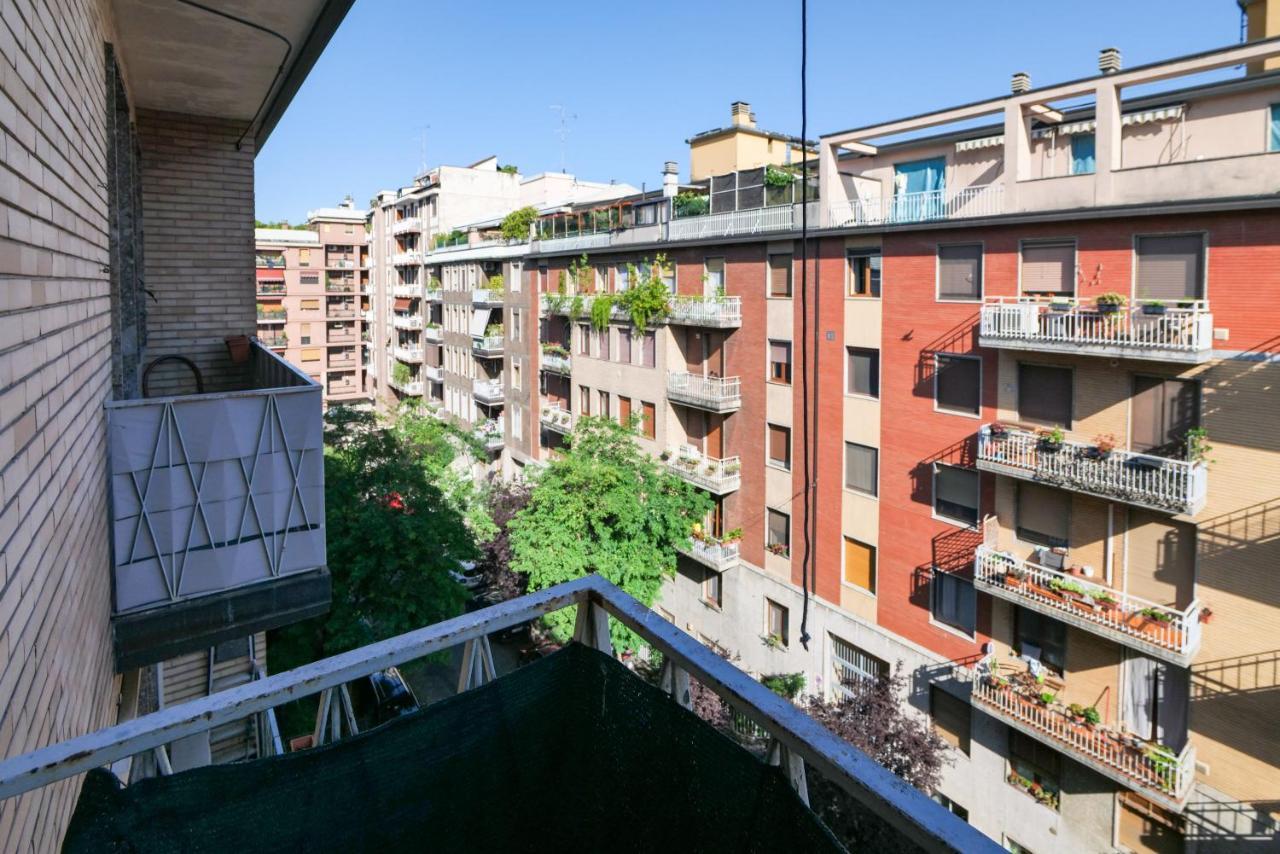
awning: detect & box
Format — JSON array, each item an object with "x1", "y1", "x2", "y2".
[
  {"x1": 470, "y1": 309, "x2": 490, "y2": 336},
  {"x1": 394, "y1": 297, "x2": 411, "y2": 311},
  {"x1": 1044, "y1": 104, "x2": 1185, "y2": 138},
  {"x1": 955, "y1": 134, "x2": 1004, "y2": 153}
]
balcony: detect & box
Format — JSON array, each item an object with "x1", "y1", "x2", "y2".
[
  {"x1": 391, "y1": 216, "x2": 421, "y2": 235},
  {"x1": 424, "y1": 364, "x2": 443, "y2": 383},
  {"x1": 666, "y1": 373, "x2": 741, "y2": 413},
  {"x1": 256, "y1": 281, "x2": 286, "y2": 296},
  {"x1": 362, "y1": 309, "x2": 374, "y2": 323},
  {"x1": 394, "y1": 345, "x2": 424, "y2": 363},
  {"x1": 328, "y1": 355, "x2": 358, "y2": 371},
  {"x1": 973, "y1": 545, "x2": 1202, "y2": 666},
  {"x1": 326, "y1": 258, "x2": 355, "y2": 270},
  {"x1": 667, "y1": 204, "x2": 794, "y2": 241},
  {"x1": 538, "y1": 231, "x2": 612, "y2": 254},
  {"x1": 540, "y1": 347, "x2": 571, "y2": 375},
  {"x1": 393, "y1": 313, "x2": 423, "y2": 330},
  {"x1": 424, "y1": 288, "x2": 443, "y2": 301},
  {"x1": 975, "y1": 425, "x2": 1206, "y2": 516},
  {"x1": 392, "y1": 283, "x2": 420, "y2": 298},
  {"x1": 665, "y1": 446, "x2": 740, "y2": 495},
  {"x1": 392, "y1": 251, "x2": 423, "y2": 266},
  {"x1": 979, "y1": 297, "x2": 1213, "y2": 363},
  {"x1": 0, "y1": 575, "x2": 989, "y2": 854},
  {"x1": 474, "y1": 418, "x2": 505, "y2": 452},
  {"x1": 473, "y1": 377, "x2": 504, "y2": 404},
  {"x1": 424, "y1": 325, "x2": 443, "y2": 343},
  {"x1": 677, "y1": 536, "x2": 740, "y2": 572},
  {"x1": 256, "y1": 307, "x2": 286, "y2": 323},
  {"x1": 327, "y1": 304, "x2": 357, "y2": 319},
  {"x1": 969, "y1": 660, "x2": 1195, "y2": 811},
  {"x1": 668, "y1": 295, "x2": 742, "y2": 328},
  {"x1": 472, "y1": 335, "x2": 504, "y2": 358},
  {"x1": 104, "y1": 341, "x2": 329, "y2": 670},
  {"x1": 388, "y1": 376, "x2": 423, "y2": 396},
  {"x1": 324, "y1": 279, "x2": 356, "y2": 294},
  {"x1": 473, "y1": 288, "x2": 504, "y2": 306},
  {"x1": 540, "y1": 405, "x2": 574, "y2": 434},
  {"x1": 827, "y1": 184, "x2": 1004, "y2": 227},
  {"x1": 258, "y1": 333, "x2": 287, "y2": 349}
]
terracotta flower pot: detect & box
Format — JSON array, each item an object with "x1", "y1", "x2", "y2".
[{"x1": 225, "y1": 334, "x2": 251, "y2": 364}]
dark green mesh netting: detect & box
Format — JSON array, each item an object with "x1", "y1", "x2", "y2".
[{"x1": 65, "y1": 643, "x2": 845, "y2": 853}]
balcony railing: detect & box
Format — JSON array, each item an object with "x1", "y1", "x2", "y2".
[
  {"x1": 473, "y1": 377, "x2": 503, "y2": 404},
  {"x1": 475, "y1": 418, "x2": 505, "y2": 451},
  {"x1": 0, "y1": 575, "x2": 992, "y2": 854},
  {"x1": 394, "y1": 345, "x2": 424, "y2": 363},
  {"x1": 423, "y1": 288, "x2": 443, "y2": 301},
  {"x1": 424, "y1": 364, "x2": 443, "y2": 382},
  {"x1": 392, "y1": 283, "x2": 420, "y2": 298},
  {"x1": 540, "y1": 405, "x2": 574, "y2": 434},
  {"x1": 540, "y1": 349, "x2": 571, "y2": 374},
  {"x1": 472, "y1": 335, "x2": 504, "y2": 357},
  {"x1": 666, "y1": 446, "x2": 741, "y2": 495},
  {"x1": 327, "y1": 258, "x2": 355, "y2": 269},
  {"x1": 978, "y1": 297, "x2": 1212, "y2": 363},
  {"x1": 973, "y1": 545, "x2": 1202, "y2": 666},
  {"x1": 392, "y1": 251, "x2": 423, "y2": 266},
  {"x1": 677, "y1": 537, "x2": 741, "y2": 572},
  {"x1": 668, "y1": 295, "x2": 742, "y2": 328},
  {"x1": 389, "y1": 376, "x2": 423, "y2": 395},
  {"x1": 827, "y1": 183, "x2": 1004, "y2": 227},
  {"x1": 976, "y1": 425, "x2": 1206, "y2": 515},
  {"x1": 969, "y1": 661, "x2": 1195, "y2": 810},
  {"x1": 538, "y1": 231, "x2": 612, "y2": 254},
  {"x1": 391, "y1": 216, "x2": 421, "y2": 235},
  {"x1": 393, "y1": 313, "x2": 423, "y2": 330},
  {"x1": 668, "y1": 204, "x2": 794, "y2": 241},
  {"x1": 256, "y1": 281, "x2": 286, "y2": 295},
  {"x1": 666, "y1": 373, "x2": 741, "y2": 413},
  {"x1": 104, "y1": 341, "x2": 328, "y2": 669},
  {"x1": 258, "y1": 334, "x2": 287, "y2": 348},
  {"x1": 424, "y1": 325, "x2": 443, "y2": 343},
  {"x1": 327, "y1": 304, "x2": 357, "y2": 319},
  {"x1": 473, "y1": 288, "x2": 504, "y2": 306},
  {"x1": 324, "y1": 280, "x2": 355, "y2": 293},
  {"x1": 256, "y1": 307, "x2": 286, "y2": 323}
]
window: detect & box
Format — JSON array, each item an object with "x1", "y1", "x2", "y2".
[
  {"x1": 704, "y1": 257, "x2": 725, "y2": 295},
  {"x1": 618, "y1": 329, "x2": 633, "y2": 364},
  {"x1": 937, "y1": 244, "x2": 982, "y2": 301},
  {"x1": 641, "y1": 401, "x2": 656, "y2": 439},
  {"x1": 702, "y1": 570, "x2": 722, "y2": 608},
  {"x1": 931, "y1": 685, "x2": 971, "y2": 755},
  {"x1": 769, "y1": 340, "x2": 792, "y2": 384},
  {"x1": 300, "y1": 348, "x2": 322, "y2": 363},
  {"x1": 1020, "y1": 241, "x2": 1075, "y2": 296},
  {"x1": 598, "y1": 390, "x2": 609, "y2": 417},
  {"x1": 1132, "y1": 375, "x2": 1199, "y2": 456},
  {"x1": 634, "y1": 204, "x2": 658, "y2": 226},
  {"x1": 768, "y1": 253, "x2": 793, "y2": 297},
  {"x1": 1272, "y1": 104, "x2": 1280, "y2": 152},
  {"x1": 766, "y1": 508, "x2": 790, "y2": 557},
  {"x1": 213, "y1": 636, "x2": 251, "y2": 663},
  {"x1": 1118, "y1": 792, "x2": 1185, "y2": 854},
  {"x1": 1005, "y1": 838, "x2": 1036, "y2": 854},
  {"x1": 615, "y1": 264, "x2": 630, "y2": 291},
  {"x1": 642, "y1": 332, "x2": 656, "y2": 368},
  {"x1": 299, "y1": 248, "x2": 311, "y2": 266},
  {"x1": 931, "y1": 569, "x2": 976, "y2": 635},
  {"x1": 934, "y1": 354, "x2": 980, "y2": 416},
  {"x1": 579, "y1": 384, "x2": 591, "y2": 416},
  {"x1": 300, "y1": 274, "x2": 319, "y2": 285},
  {"x1": 512, "y1": 363, "x2": 521, "y2": 390},
  {"x1": 1070, "y1": 133, "x2": 1096, "y2": 175},
  {"x1": 301, "y1": 298, "x2": 320, "y2": 311},
  {"x1": 511, "y1": 309, "x2": 521, "y2": 342},
  {"x1": 844, "y1": 442, "x2": 878, "y2": 497},
  {"x1": 1016, "y1": 607, "x2": 1068, "y2": 674},
  {"x1": 847, "y1": 347, "x2": 879, "y2": 397},
  {"x1": 843, "y1": 537, "x2": 875, "y2": 593},
  {"x1": 300, "y1": 323, "x2": 312, "y2": 346},
  {"x1": 766, "y1": 599, "x2": 789, "y2": 646},
  {"x1": 933, "y1": 463, "x2": 979, "y2": 527},
  {"x1": 831, "y1": 635, "x2": 886, "y2": 699},
  {"x1": 1017, "y1": 363, "x2": 1072, "y2": 427},
  {"x1": 598, "y1": 327, "x2": 610, "y2": 360},
  {"x1": 767, "y1": 423, "x2": 791, "y2": 470},
  {"x1": 1136, "y1": 234, "x2": 1205, "y2": 301},
  {"x1": 847, "y1": 251, "x2": 881, "y2": 297},
  {"x1": 932, "y1": 793, "x2": 969, "y2": 823},
  {"x1": 512, "y1": 405, "x2": 522, "y2": 439},
  {"x1": 1016, "y1": 482, "x2": 1070, "y2": 548},
  {"x1": 618, "y1": 395, "x2": 632, "y2": 426},
  {"x1": 577, "y1": 323, "x2": 591, "y2": 356},
  {"x1": 1009, "y1": 730, "x2": 1061, "y2": 813}
]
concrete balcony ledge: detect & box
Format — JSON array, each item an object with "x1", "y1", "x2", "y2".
[
  {"x1": 973, "y1": 545, "x2": 1201, "y2": 666},
  {"x1": 540, "y1": 350, "x2": 571, "y2": 374},
  {"x1": 424, "y1": 326, "x2": 443, "y2": 343},
  {"x1": 668, "y1": 295, "x2": 742, "y2": 328},
  {"x1": 472, "y1": 335, "x2": 504, "y2": 357},
  {"x1": 540, "y1": 405, "x2": 574, "y2": 434},
  {"x1": 389, "y1": 377, "x2": 423, "y2": 395},
  {"x1": 473, "y1": 378, "x2": 504, "y2": 404},
  {"x1": 677, "y1": 537, "x2": 741, "y2": 572},
  {"x1": 393, "y1": 314, "x2": 423, "y2": 330},
  {"x1": 392, "y1": 251, "x2": 423, "y2": 266},
  {"x1": 472, "y1": 289, "x2": 505, "y2": 306},
  {"x1": 423, "y1": 365, "x2": 443, "y2": 383},
  {"x1": 392, "y1": 284, "x2": 420, "y2": 298},
  {"x1": 391, "y1": 216, "x2": 421, "y2": 235},
  {"x1": 978, "y1": 297, "x2": 1212, "y2": 363},
  {"x1": 665, "y1": 446, "x2": 740, "y2": 495},
  {"x1": 667, "y1": 373, "x2": 741, "y2": 413},
  {"x1": 975, "y1": 424, "x2": 1206, "y2": 515},
  {"x1": 423, "y1": 289, "x2": 443, "y2": 301},
  {"x1": 394, "y1": 346, "x2": 424, "y2": 363}
]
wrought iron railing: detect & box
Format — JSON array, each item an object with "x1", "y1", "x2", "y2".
[
  {"x1": 666, "y1": 446, "x2": 741, "y2": 495},
  {"x1": 668, "y1": 295, "x2": 742, "y2": 327},
  {"x1": 828, "y1": 183, "x2": 1003, "y2": 227},
  {"x1": 667, "y1": 373, "x2": 742, "y2": 412}
]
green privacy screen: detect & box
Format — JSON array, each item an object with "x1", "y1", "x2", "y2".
[{"x1": 66, "y1": 643, "x2": 845, "y2": 853}]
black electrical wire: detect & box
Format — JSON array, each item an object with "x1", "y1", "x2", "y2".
[
  {"x1": 174, "y1": 0, "x2": 293, "y2": 151},
  {"x1": 797, "y1": 0, "x2": 812, "y2": 651}
]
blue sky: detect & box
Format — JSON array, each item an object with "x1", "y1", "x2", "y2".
[{"x1": 254, "y1": 0, "x2": 1244, "y2": 223}]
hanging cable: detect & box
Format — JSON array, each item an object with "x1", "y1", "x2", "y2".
[{"x1": 797, "y1": 0, "x2": 813, "y2": 651}]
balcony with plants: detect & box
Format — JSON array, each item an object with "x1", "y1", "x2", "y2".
[
  {"x1": 666, "y1": 372, "x2": 742, "y2": 413},
  {"x1": 256, "y1": 304, "x2": 286, "y2": 323},
  {"x1": 472, "y1": 274, "x2": 505, "y2": 306},
  {"x1": 424, "y1": 277, "x2": 443, "y2": 301},
  {"x1": 389, "y1": 362, "x2": 422, "y2": 395},
  {"x1": 474, "y1": 417, "x2": 505, "y2": 452},
  {"x1": 473, "y1": 377, "x2": 504, "y2": 404},
  {"x1": 975, "y1": 423, "x2": 1208, "y2": 515},
  {"x1": 256, "y1": 279, "x2": 286, "y2": 296},
  {"x1": 255, "y1": 253, "x2": 285, "y2": 269},
  {"x1": 669, "y1": 168, "x2": 814, "y2": 241},
  {"x1": 677, "y1": 524, "x2": 742, "y2": 572},
  {"x1": 424, "y1": 322, "x2": 443, "y2": 343},
  {"x1": 668, "y1": 294, "x2": 742, "y2": 328},
  {"x1": 393, "y1": 343, "x2": 424, "y2": 363},
  {"x1": 539, "y1": 404, "x2": 575, "y2": 434},
  {"x1": 324, "y1": 276, "x2": 356, "y2": 293},
  {"x1": 326, "y1": 299, "x2": 357, "y2": 319},
  {"x1": 473, "y1": 324, "x2": 504, "y2": 358},
  {"x1": 540, "y1": 343, "x2": 571, "y2": 375},
  {"x1": 258, "y1": 332, "x2": 287, "y2": 349},
  {"x1": 662, "y1": 445, "x2": 741, "y2": 495}
]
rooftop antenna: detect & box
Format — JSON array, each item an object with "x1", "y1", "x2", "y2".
[
  {"x1": 549, "y1": 105, "x2": 577, "y2": 173},
  {"x1": 413, "y1": 124, "x2": 431, "y2": 174}
]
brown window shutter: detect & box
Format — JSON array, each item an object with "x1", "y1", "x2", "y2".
[
  {"x1": 619, "y1": 396, "x2": 631, "y2": 425},
  {"x1": 843, "y1": 537, "x2": 875, "y2": 592},
  {"x1": 641, "y1": 401, "x2": 656, "y2": 438},
  {"x1": 938, "y1": 244, "x2": 982, "y2": 299},
  {"x1": 1020, "y1": 241, "x2": 1075, "y2": 295},
  {"x1": 768, "y1": 253, "x2": 793, "y2": 297},
  {"x1": 1017, "y1": 363, "x2": 1072, "y2": 427},
  {"x1": 768, "y1": 424, "x2": 790, "y2": 466},
  {"x1": 1016, "y1": 482, "x2": 1070, "y2": 546},
  {"x1": 936, "y1": 354, "x2": 980, "y2": 414},
  {"x1": 930, "y1": 686, "x2": 971, "y2": 754},
  {"x1": 1136, "y1": 235, "x2": 1204, "y2": 300},
  {"x1": 1132, "y1": 375, "x2": 1199, "y2": 454}
]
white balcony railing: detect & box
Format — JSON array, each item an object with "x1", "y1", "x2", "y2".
[
  {"x1": 666, "y1": 373, "x2": 741, "y2": 413},
  {"x1": 472, "y1": 289, "x2": 504, "y2": 305},
  {"x1": 423, "y1": 288, "x2": 443, "y2": 301},
  {"x1": 393, "y1": 314, "x2": 423, "y2": 330},
  {"x1": 424, "y1": 326, "x2": 443, "y2": 343},
  {"x1": 540, "y1": 350, "x2": 571, "y2": 374},
  {"x1": 392, "y1": 283, "x2": 420, "y2": 298},
  {"x1": 423, "y1": 364, "x2": 443, "y2": 383},
  {"x1": 668, "y1": 204, "x2": 793, "y2": 241},
  {"x1": 540, "y1": 405, "x2": 575, "y2": 434},
  {"x1": 473, "y1": 377, "x2": 503, "y2": 403},
  {"x1": 978, "y1": 297, "x2": 1212, "y2": 363},
  {"x1": 389, "y1": 377, "x2": 423, "y2": 395},
  {"x1": 827, "y1": 183, "x2": 1004, "y2": 227},
  {"x1": 538, "y1": 232, "x2": 612, "y2": 254},
  {"x1": 394, "y1": 345, "x2": 424, "y2": 363},
  {"x1": 666, "y1": 446, "x2": 741, "y2": 495},
  {"x1": 474, "y1": 418, "x2": 505, "y2": 451},
  {"x1": 392, "y1": 251, "x2": 423, "y2": 266},
  {"x1": 973, "y1": 545, "x2": 1202, "y2": 666},
  {"x1": 677, "y1": 537, "x2": 741, "y2": 572},
  {"x1": 976, "y1": 425, "x2": 1206, "y2": 515},
  {"x1": 668, "y1": 295, "x2": 742, "y2": 328},
  {"x1": 391, "y1": 216, "x2": 421, "y2": 235},
  {"x1": 472, "y1": 335, "x2": 504, "y2": 356}
]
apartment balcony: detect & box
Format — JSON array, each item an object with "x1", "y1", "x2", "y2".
[
  {"x1": 474, "y1": 418, "x2": 505, "y2": 452},
  {"x1": 327, "y1": 304, "x2": 357, "y2": 320},
  {"x1": 256, "y1": 281, "x2": 286, "y2": 296},
  {"x1": 256, "y1": 307, "x2": 286, "y2": 323},
  {"x1": 540, "y1": 405, "x2": 575, "y2": 434},
  {"x1": 326, "y1": 258, "x2": 355, "y2": 270},
  {"x1": 472, "y1": 335, "x2": 504, "y2": 358},
  {"x1": 540, "y1": 348, "x2": 571, "y2": 374},
  {"x1": 104, "y1": 341, "x2": 329, "y2": 670},
  {"x1": 394, "y1": 345, "x2": 424, "y2": 363},
  {"x1": 827, "y1": 184, "x2": 1004, "y2": 227},
  {"x1": 362, "y1": 308, "x2": 374, "y2": 323},
  {"x1": 424, "y1": 288, "x2": 443, "y2": 301},
  {"x1": 328, "y1": 355, "x2": 358, "y2": 371},
  {"x1": 423, "y1": 364, "x2": 443, "y2": 383},
  {"x1": 388, "y1": 376, "x2": 423, "y2": 396},
  {"x1": 472, "y1": 288, "x2": 504, "y2": 306},
  {"x1": 392, "y1": 251, "x2": 423, "y2": 266},
  {"x1": 677, "y1": 536, "x2": 740, "y2": 572},
  {"x1": 537, "y1": 231, "x2": 612, "y2": 254},
  {"x1": 392, "y1": 283, "x2": 420, "y2": 298},
  {"x1": 391, "y1": 216, "x2": 421, "y2": 235},
  {"x1": 393, "y1": 313, "x2": 423, "y2": 330},
  {"x1": 969, "y1": 662, "x2": 1195, "y2": 812},
  {"x1": 258, "y1": 333, "x2": 287, "y2": 349},
  {"x1": 324, "y1": 280, "x2": 356, "y2": 294},
  {"x1": 973, "y1": 545, "x2": 1202, "y2": 666},
  {"x1": 666, "y1": 373, "x2": 741, "y2": 413},
  {"x1": 665, "y1": 446, "x2": 741, "y2": 495},
  {"x1": 979, "y1": 297, "x2": 1213, "y2": 363},
  {"x1": 424, "y1": 325, "x2": 443, "y2": 343},
  {"x1": 976, "y1": 425, "x2": 1206, "y2": 516},
  {"x1": 473, "y1": 377, "x2": 504, "y2": 405},
  {"x1": 668, "y1": 295, "x2": 742, "y2": 328},
  {"x1": 667, "y1": 204, "x2": 794, "y2": 241}
]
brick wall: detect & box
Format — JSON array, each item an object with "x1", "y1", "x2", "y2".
[{"x1": 0, "y1": 0, "x2": 120, "y2": 848}]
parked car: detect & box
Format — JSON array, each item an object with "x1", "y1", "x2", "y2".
[
  {"x1": 345, "y1": 666, "x2": 420, "y2": 732},
  {"x1": 449, "y1": 560, "x2": 484, "y2": 592}
]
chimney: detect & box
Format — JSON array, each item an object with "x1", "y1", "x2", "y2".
[
  {"x1": 662, "y1": 161, "x2": 679, "y2": 198},
  {"x1": 1098, "y1": 47, "x2": 1122, "y2": 75},
  {"x1": 1010, "y1": 72, "x2": 1031, "y2": 94},
  {"x1": 730, "y1": 101, "x2": 755, "y2": 128}
]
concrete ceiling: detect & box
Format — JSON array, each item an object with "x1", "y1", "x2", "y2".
[{"x1": 111, "y1": 0, "x2": 330, "y2": 122}]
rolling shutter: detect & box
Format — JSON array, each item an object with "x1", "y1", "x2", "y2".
[
  {"x1": 1136, "y1": 235, "x2": 1204, "y2": 301},
  {"x1": 1021, "y1": 241, "x2": 1075, "y2": 295},
  {"x1": 938, "y1": 245, "x2": 982, "y2": 299},
  {"x1": 843, "y1": 538, "x2": 875, "y2": 592}
]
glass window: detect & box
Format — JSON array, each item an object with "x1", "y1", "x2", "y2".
[
  {"x1": 766, "y1": 598, "x2": 789, "y2": 646},
  {"x1": 935, "y1": 354, "x2": 981, "y2": 416},
  {"x1": 931, "y1": 569, "x2": 976, "y2": 635},
  {"x1": 1009, "y1": 730, "x2": 1061, "y2": 813},
  {"x1": 766, "y1": 509, "x2": 790, "y2": 557},
  {"x1": 844, "y1": 442, "x2": 878, "y2": 496},
  {"x1": 597, "y1": 390, "x2": 609, "y2": 417},
  {"x1": 705, "y1": 257, "x2": 725, "y2": 294},
  {"x1": 1135, "y1": 235, "x2": 1205, "y2": 301},
  {"x1": 937, "y1": 244, "x2": 982, "y2": 301},
  {"x1": 847, "y1": 347, "x2": 879, "y2": 397},
  {"x1": 934, "y1": 464, "x2": 979, "y2": 526},
  {"x1": 702, "y1": 570, "x2": 722, "y2": 607},
  {"x1": 847, "y1": 251, "x2": 881, "y2": 297},
  {"x1": 931, "y1": 685, "x2": 971, "y2": 755},
  {"x1": 1016, "y1": 482, "x2": 1070, "y2": 548},
  {"x1": 1015, "y1": 607, "x2": 1067, "y2": 675},
  {"x1": 642, "y1": 332, "x2": 656, "y2": 368},
  {"x1": 831, "y1": 634, "x2": 885, "y2": 699},
  {"x1": 1070, "y1": 133, "x2": 1096, "y2": 175},
  {"x1": 615, "y1": 264, "x2": 630, "y2": 291},
  {"x1": 768, "y1": 423, "x2": 791, "y2": 469},
  {"x1": 769, "y1": 340, "x2": 792, "y2": 384},
  {"x1": 768, "y1": 253, "x2": 793, "y2": 297},
  {"x1": 1018, "y1": 363, "x2": 1072, "y2": 427},
  {"x1": 843, "y1": 537, "x2": 875, "y2": 593},
  {"x1": 1272, "y1": 104, "x2": 1280, "y2": 152},
  {"x1": 577, "y1": 323, "x2": 590, "y2": 356},
  {"x1": 641, "y1": 401, "x2": 656, "y2": 439}
]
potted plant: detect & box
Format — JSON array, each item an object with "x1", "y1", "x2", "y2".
[
  {"x1": 988, "y1": 421, "x2": 1010, "y2": 440},
  {"x1": 1067, "y1": 703, "x2": 1087, "y2": 724},
  {"x1": 1049, "y1": 297, "x2": 1073, "y2": 312},
  {"x1": 1142, "y1": 300, "x2": 1167, "y2": 316},
  {"x1": 767, "y1": 542, "x2": 790, "y2": 558},
  {"x1": 1037, "y1": 690, "x2": 1056, "y2": 707},
  {"x1": 1199, "y1": 606, "x2": 1214, "y2": 625},
  {"x1": 1090, "y1": 433, "x2": 1117, "y2": 459},
  {"x1": 1082, "y1": 706, "x2": 1102, "y2": 727},
  {"x1": 1186, "y1": 427, "x2": 1212, "y2": 465},
  {"x1": 1004, "y1": 565, "x2": 1026, "y2": 588},
  {"x1": 1096, "y1": 291, "x2": 1127, "y2": 314},
  {"x1": 225, "y1": 334, "x2": 251, "y2": 364},
  {"x1": 1093, "y1": 591, "x2": 1119, "y2": 615},
  {"x1": 1038, "y1": 426, "x2": 1065, "y2": 453},
  {"x1": 722, "y1": 527, "x2": 744, "y2": 545}
]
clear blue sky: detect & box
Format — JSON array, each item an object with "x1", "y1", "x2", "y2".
[{"x1": 254, "y1": 0, "x2": 1244, "y2": 223}]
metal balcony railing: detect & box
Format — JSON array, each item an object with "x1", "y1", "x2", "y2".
[
  {"x1": 540, "y1": 405, "x2": 574, "y2": 434},
  {"x1": 473, "y1": 377, "x2": 503, "y2": 403},
  {"x1": 472, "y1": 335, "x2": 504, "y2": 357},
  {"x1": 324, "y1": 280, "x2": 355, "y2": 293},
  {"x1": 256, "y1": 307, "x2": 287, "y2": 323},
  {"x1": 668, "y1": 205, "x2": 794, "y2": 241},
  {"x1": 666, "y1": 446, "x2": 741, "y2": 495},
  {"x1": 327, "y1": 258, "x2": 355, "y2": 269},
  {"x1": 0, "y1": 575, "x2": 994, "y2": 854},
  {"x1": 973, "y1": 545, "x2": 1202, "y2": 666},
  {"x1": 472, "y1": 288, "x2": 504, "y2": 306},
  {"x1": 256, "y1": 281, "x2": 286, "y2": 295},
  {"x1": 258, "y1": 334, "x2": 287, "y2": 348},
  {"x1": 976, "y1": 425, "x2": 1206, "y2": 515},
  {"x1": 389, "y1": 377, "x2": 423, "y2": 395},
  {"x1": 474, "y1": 418, "x2": 505, "y2": 451},
  {"x1": 666, "y1": 373, "x2": 741, "y2": 413},
  {"x1": 677, "y1": 537, "x2": 741, "y2": 572},
  {"x1": 537, "y1": 231, "x2": 612, "y2": 253},
  {"x1": 978, "y1": 297, "x2": 1213, "y2": 363},
  {"x1": 668, "y1": 295, "x2": 742, "y2": 328},
  {"x1": 827, "y1": 183, "x2": 1004, "y2": 227}
]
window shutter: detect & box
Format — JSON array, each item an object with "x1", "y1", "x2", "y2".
[
  {"x1": 1020, "y1": 241, "x2": 1075, "y2": 295},
  {"x1": 847, "y1": 348, "x2": 879, "y2": 397},
  {"x1": 1017, "y1": 363, "x2": 1072, "y2": 427},
  {"x1": 768, "y1": 254, "x2": 793, "y2": 297},
  {"x1": 768, "y1": 424, "x2": 790, "y2": 466},
  {"x1": 1016, "y1": 482, "x2": 1070, "y2": 546},
  {"x1": 935, "y1": 465, "x2": 978, "y2": 517},
  {"x1": 931, "y1": 686, "x2": 971, "y2": 754},
  {"x1": 936, "y1": 355, "x2": 980, "y2": 414},
  {"x1": 844, "y1": 442, "x2": 878, "y2": 495},
  {"x1": 619, "y1": 396, "x2": 631, "y2": 424},
  {"x1": 301, "y1": 348, "x2": 322, "y2": 362},
  {"x1": 1136, "y1": 235, "x2": 1204, "y2": 300},
  {"x1": 938, "y1": 245, "x2": 982, "y2": 299},
  {"x1": 843, "y1": 538, "x2": 875, "y2": 592}
]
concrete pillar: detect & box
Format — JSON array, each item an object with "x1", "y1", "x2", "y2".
[
  {"x1": 1001, "y1": 103, "x2": 1029, "y2": 213},
  {"x1": 817, "y1": 140, "x2": 840, "y2": 227},
  {"x1": 1094, "y1": 81, "x2": 1122, "y2": 206}
]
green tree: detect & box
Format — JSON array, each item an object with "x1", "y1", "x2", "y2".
[
  {"x1": 500, "y1": 205, "x2": 537, "y2": 241},
  {"x1": 508, "y1": 417, "x2": 711, "y2": 650}
]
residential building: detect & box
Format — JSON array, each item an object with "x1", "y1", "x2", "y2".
[{"x1": 687, "y1": 101, "x2": 813, "y2": 181}]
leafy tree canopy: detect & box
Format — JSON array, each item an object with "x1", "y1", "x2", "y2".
[{"x1": 500, "y1": 205, "x2": 538, "y2": 241}]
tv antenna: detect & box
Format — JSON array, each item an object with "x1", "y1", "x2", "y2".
[
  {"x1": 413, "y1": 124, "x2": 431, "y2": 174},
  {"x1": 549, "y1": 105, "x2": 577, "y2": 173}
]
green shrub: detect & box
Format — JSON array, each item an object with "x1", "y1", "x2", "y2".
[{"x1": 500, "y1": 206, "x2": 537, "y2": 241}]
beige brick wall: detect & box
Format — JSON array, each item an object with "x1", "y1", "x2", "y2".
[{"x1": 0, "y1": 0, "x2": 122, "y2": 849}]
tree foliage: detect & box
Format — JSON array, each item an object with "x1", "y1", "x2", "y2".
[
  {"x1": 476, "y1": 480, "x2": 532, "y2": 603},
  {"x1": 500, "y1": 205, "x2": 537, "y2": 241},
  {"x1": 617, "y1": 254, "x2": 673, "y2": 330},
  {"x1": 508, "y1": 417, "x2": 711, "y2": 650},
  {"x1": 673, "y1": 191, "x2": 709, "y2": 218}
]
